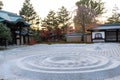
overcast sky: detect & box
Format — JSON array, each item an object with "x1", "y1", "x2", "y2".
[{"x1": 2, "y1": 0, "x2": 120, "y2": 21}]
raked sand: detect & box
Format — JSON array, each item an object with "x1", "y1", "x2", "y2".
[{"x1": 0, "y1": 43, "x2": 120, "y2": 80}]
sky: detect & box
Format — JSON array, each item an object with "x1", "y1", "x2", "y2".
[
  {"x1": 2, "y1": 0, "x2": 77, "y2": 18},
  {"x1": 2, "y1": 0, "x2": 120, "y2": 21}
]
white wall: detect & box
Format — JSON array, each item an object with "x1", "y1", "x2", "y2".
[{"x1": 92, "y1": 31, "x2": 105, "y2": 39}]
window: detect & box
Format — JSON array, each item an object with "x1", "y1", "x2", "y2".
[{"x1": 106, "y1": 31, "x2": 116, "y2": 41}]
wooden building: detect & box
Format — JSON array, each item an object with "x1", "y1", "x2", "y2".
[
  {"x1": 88, "y1": 24, "x2": 120, "y2": 42},
  {"x1": 0, "y1": 10, "x2": 30, "y2": 45}
]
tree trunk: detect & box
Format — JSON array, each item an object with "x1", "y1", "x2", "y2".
[{"x1": 81, "y1": 15, "x2": 85, "y2": 42}]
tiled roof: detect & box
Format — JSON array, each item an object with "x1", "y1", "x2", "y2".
[
  {"x1": 89, "y1": 24, "x2": 120, "y2": 30},
  {"x1": 0, "y1": 10, "x2": 30, "y2": 26}
]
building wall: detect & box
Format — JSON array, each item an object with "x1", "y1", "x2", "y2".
[
  {"x1": 92, "y1": 31, "x2": 105, "y2": 42},
  {"x1": 92, "y1": 32, "x2": 105, "y2": 39},
  {"x1": 91, "y1": 30, "x2": 120, "y2": 42}
]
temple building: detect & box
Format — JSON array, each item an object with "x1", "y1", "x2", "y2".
[
  {"x1": 0, "y1": 10, "x2": 30, "y2": 45},
  {"x1": 89, "y1": 24, "x2": 120, "y2": 42}
]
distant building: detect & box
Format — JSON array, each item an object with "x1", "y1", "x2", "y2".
[
  {"x1": 0, "y1": 10, "x2": 30, "y2": 45},
  {"x1": 88, "y1": 24, "x2": 120, "y2": 42}
]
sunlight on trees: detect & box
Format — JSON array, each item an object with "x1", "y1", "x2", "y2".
[
  {"x1": 74, "y1": 0, "x2": 104, "y2": 41},
  {"x1": 19, "y1": 0, "x2": 40, "y2": 30},
  {"x1": 106, "y1": 5, "x2": 120, "y2": 24},
  {"x1": 0, "y1": 0, "x2": 3, "y2": 9}
]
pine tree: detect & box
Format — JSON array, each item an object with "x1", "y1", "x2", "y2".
[
  {"x1": 57, "y1": 6, "x2": 71, "y2": 29},
  {"x1": 42, "y1": 10, "x2": 58, "y2": 30},
  {"x1": 19, "y1": 0, "x2": 37, "y2": 25}
]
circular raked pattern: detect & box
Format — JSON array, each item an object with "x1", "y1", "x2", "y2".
[{"x1": 15, "y1": 53, "x2": 120, "y2": 80}]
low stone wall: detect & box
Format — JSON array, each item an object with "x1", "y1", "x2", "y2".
[
  {"x1": 66, "y1": 33, "x2": 92, "y2": 43},
  {"x1": 66, "y1": 36, "x2": 82, "y2": 42}
]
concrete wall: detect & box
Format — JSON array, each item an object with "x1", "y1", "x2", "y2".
[
  {"x1": 85, "y1": 34, "x2": 91, "y2": 42},
  {"x1": 66, "y1": 34, "x2": 92, "y2": 43},
  {"x1": 66, "y1": 36, "x2": 82, "y2": 42}
]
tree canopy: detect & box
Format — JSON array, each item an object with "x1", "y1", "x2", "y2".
[
  {"x1": 42, "y1": 6, "x2": 71, "y2": 30},
  {"x1": 76, "y1": 0, "x2": 104, "y2": 17},
  {"x1": 57, "y1": 6, "x2": 71, "y2": 29},
  {"x1": 0, "y1": 0, "x2": 3, "y2": 9},
  {"x1": 42, "y1": 10, "x2": 57, "y2": 30},
  {"x1": 19, "y1": 0, "x2": 39, "y2": 26},
  {"x1": 74, "y1": 0, "x2": 104, "y2": 33},
  {"x1": 106, "y1": 5, "x2": 120, "y2": 24},
  {"x1": 74, "y1": 0, "x2": 104, "y2": 41},
  {"x1": 0, "y1": 23, "x2": 12, "y2": 42}
]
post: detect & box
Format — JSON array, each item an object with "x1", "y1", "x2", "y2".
[
  {"x1": 27, "y1": 28, "x2": 30, "y2": 44},
  {"x1": 19, "y1": 25, "x2": 22, "y2": 45}
]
